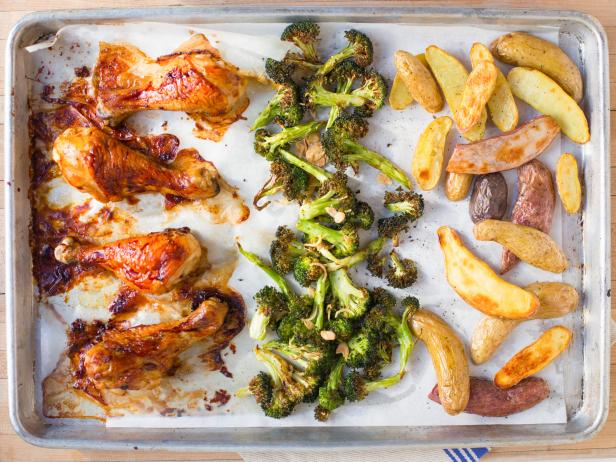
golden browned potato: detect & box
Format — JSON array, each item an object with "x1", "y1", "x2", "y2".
[
  {"x1": 469, "y1": 42, "x2": 518, "y2": 132},
  {"x1": 411, "y1": 116, "x2": 453, "y2": 190},
  {"x1": 394, "y1": 50, "x2": 444, "y2": 113},
  {"x1": 556, "y1": 153, "x2": 582, "y2": 214},
  {"x1": 473, "y1": 219, "x2": 568, "y2": 273},
  {"x1": 444, "y1": 172, "x2": 473, "y2": 201},
  {"x1": 456, "y1": 60, "x2": 497, "y2": 133},
  {"x1": 408, "y1": 308, "x2": 470, "y2": 415},
  {"x1": 491, "y1": 32, "x2": 583, "y2": 102},
  {"x1": 437, "y1": 226, "x2": 539, "y2": 319},
  {"x1": 389, "y1": 73, "x2": 414, "y2": 110},
  {"x1": 471, "y1": 282, "x2": 579, "y2": 364},
  {"x1": 425, "y1": 45, "x2": 486, "y2": 141},
  {"x1": 494, "y1": 325, "x2": 573, "y2": 389},
  {"x1": 508, "y1": 67, "x2": 589, "y2": 144}
]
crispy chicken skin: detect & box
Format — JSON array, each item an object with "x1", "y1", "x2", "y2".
[
  {"x1": 52, "y1": 126, "x2": 221, "y2": 202},
  {"x1": 54, "y1": 228, "x2": 203, "y2": 294},
  {"x1": 83, "y1": 297, "x2": 228, "y2": 390},
  {"x1": 92, "y1": 34, "x2": 248, "y2": 121}
]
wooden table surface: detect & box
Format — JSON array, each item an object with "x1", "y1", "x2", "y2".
[{"x1": 0, "y1": 0, "x2": 613, "y2": 460}]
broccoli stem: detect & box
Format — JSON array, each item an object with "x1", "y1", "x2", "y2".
[
  {"x1": 317, "y1": 48, "x2": 356, "y2": 77},
  {"x1": 249, "y1": 309, "x2": 270, "y2": 341},
  {"x1": 279, "y1": 148, "x2": 332, "y2": 183},
  {"x1": 311, "y1": 88, "x2": 366, "y2": 110},
  {"x1": 254, "y1": 345, "x2": 284, "y2": 388},
  {"x1": 327, "y1": 77, "x2": 356, "y2": 128},
  {"x1": 324, "y1": 238, "x2": 385, "y2": 271},
  {"x1": 237, "y1": 242, "x2": 292, "y2": 299},
  {"x1": 297, "y1": 219, "x2": 345, "y2": 250},
  {"x1": 342, "y1": 141, "x2": 412, "y2": 189},
  {"x1": 363, "y1": 371, "x2": 403, "y2": 393},
  {"x1": 298, "y1": 189, "x2": 349, "y2": 221},
  {"x1": 265, "y1": 120, "x2": 324, "y2": 153},
  {"x1": 251, "y1": 93, "x2": 283, "y2": 131},
  {"x1": 395, "y1": 305, "x2": 416, "y2": 378},
  {"x1": 306, "y1": 271, "x2": 328, "y2": 331}
]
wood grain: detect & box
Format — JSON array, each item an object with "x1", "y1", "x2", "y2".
[{"x1": 1, "y1": 0, "x2": 614, "y2": 460}]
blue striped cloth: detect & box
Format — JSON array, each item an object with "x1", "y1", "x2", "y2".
[{"x1": 444, "y1": 448, "x2": 489, "y2": 462}]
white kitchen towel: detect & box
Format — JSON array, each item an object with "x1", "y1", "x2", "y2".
[{"x1": 240, "y1": 447, "x2": 489, "y2": 462}]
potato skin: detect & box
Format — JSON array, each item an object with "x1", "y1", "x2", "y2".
[
  {"x1": 429, "y1": 377, "x2": 550, "y2": 417},
  {"x1": 444, "y1": 172, "x2": 473, "y2": 201},
  {"x1": 494, "y1": 326, "x2": 572, "y2": 389},
  {"x1": 395, "y1": 50, "x2": 444, "y2": 113},
  {"x1": 502, "y1": 160, "x2": 555, "y2": 274},
  {"x1": 474, "y1": 219, "x2": 567, "y2": 273},
  {"x1": 491, "y1": 32, "x2": 583, "y2": 102},
  {"x1": 469, "y1": 173, "x2": 508, "y2": 223},
  {"x1": 471, "y1": 282, "x2": 579, "y2": 364},
  {"x1": 409, "y1": 309, "x2": 470, "y2": 415}
]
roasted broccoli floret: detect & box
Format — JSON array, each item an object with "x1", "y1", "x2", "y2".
[
  {"x1": 314, "y1": 357, "x2": 345, "y2": 421},
  {"x1": 366, "y1": 251, "x2": 387, "y2": 277},
  {"x1": 251, "y1": 80, "x2": 303, "y2": 130},
  {"x1": 343, "y1": 369, "x2": 401, "y2": 402},
  {"x1": 293, "y1": 253, "x2": 323, "y2": 287},
  {"x1": 329, "y1": 268, "x2": 370, "y2": 319},
  {"x1": 345, "y1": 329, "x2": 377, "y2": 368},
  {"x1": 368, "y1": 287, "x2": 397, "y2": 312},
  {"x1": 249, "y1": 286, "x2": 288, "y2": 341},
  {"x1": 325, "y1": 62, "x2": 364, "y2": 127},
  {"x1": 317, "y1": 29, "x2": 373, "y2": 76},
  {"x1": 265, "y1": 57, "x2": 296, "y2": 84},
  {"x1": 265, "y1": 339, "x2": 334, "y2": 377},
  {"x1": 385, "y1": 251, "x2": 418, "y2": 289},
  {"x1": 384, "y1": 189, "x2": 425, "y2": 220},
  {"x1": 325, "y1": 317, "x2": 354, "y2": 342},
  {"x1": 351, "y1": 68, "x2": 387, "y2": 117},
  {"x1": 323, "y1": 237, "x2": 385, "y2": 272},
  {"x1": 377, "y1": 214, "x2": 411, "y2": 246},
  {"x1": 304, "y1": 75, "x2": 367, "y2": 110},
  {"x1": 238, "y1": 242, "x2": 293, "y2": 299},
  {"x1": 255, "y1": 121, "x2": 324, "y2": 156},
  {"x1": 303, "y1": 270, "x2": 329, "y2": 329},
  {"x1": 297, "y1": 219, "x2": 359, "y2": 258},
  {"x1": 321, "y1": 114, "x2": 411, "y2": 189},
  {"x1": 281, "y1": 21, "x2": 321, "y2": 64},
  {"x1": 251, "y1": 345, "x2": 319, "y2": 418},
  {"x1": 248, "y1": 371, "x2": 274, "y2": 409},
  {"x1": 298, "y1": 173, "x2": 355, "y2": 221},
  {"x1": 253, "y1": 160, "x2": 309, "y2": 210},
  {"x1": 270, "y1": 226, "x2": 307, "y2": 274}
]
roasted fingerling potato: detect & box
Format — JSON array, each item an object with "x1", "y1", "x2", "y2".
[
  {"x1": 470, "y1": 42, "x2": 518, "y2": 132},
  {"x1": 502, "y1": 160, "x2": 555, "y2": 274},
  {"x1": 455, "y1": 60, "x2": 497, "y2": 133},
  {"x1": 469, "y1": 173, "x2": 508, "y2": 224},
  {"x1": 429, "y1": 376, "x2": 550, "y2": 417},
  {"x1": 412, "y1": 116, "x2": 453, "y2": 190},
  {"x1": 471, "y1": 282, "x2": 579, "y2": 365},
  {"x1": 437, "y1": 226, "x2": 539, "y2": 319},
  {"x1": 408, "y1": 308, "x2": 470, "y2": 415},
  {"x1": 394, "y1": 50, "x2": 444, "y2": 113},
  {"x1": 508, "y1": 67, "x2": 589, "y2": 144},
  {"x1": 447, "y1": 115, "x2": 560, "y2": 174},
  {"x1": 389, "y1": 73, "x2": 414, "y2": 110},
  {"x1": 494, "y1": 326, "x2": 573, "y2": 389},
  {"x1": 444, "y1": 172, "x2": 473, "y2": 202},
  {"x1": 556, "y1": 153, "x2": 582, "y2": 214},
  {"x1": 491, "y1": 32, "x2": 583, "y2": 102},
  {"x1": 425, "y1": 45, "x2": 487, "y2": 142},
  {"x1": 473, "y1": 219, "x2": 568, "y2": 273}
]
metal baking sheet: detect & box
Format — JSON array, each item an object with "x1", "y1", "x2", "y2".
[{"x1": 4, "y1": 6, "x2": 610, "y2": 450}]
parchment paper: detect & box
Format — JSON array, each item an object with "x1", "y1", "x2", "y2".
[{"x1": 27, "y1": 21, "x2": 570, "y2": 428}]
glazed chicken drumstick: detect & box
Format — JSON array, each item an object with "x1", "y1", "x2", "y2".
[
  {"x1": 82, "y1": 297, "x2": 228, "y2": 391},
  {"x1": 54, "y1": 228, "x2": 204, "y2": 294},
  {"x1": 52, "y1": 126, "x2": 221, "y2": 203}
]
